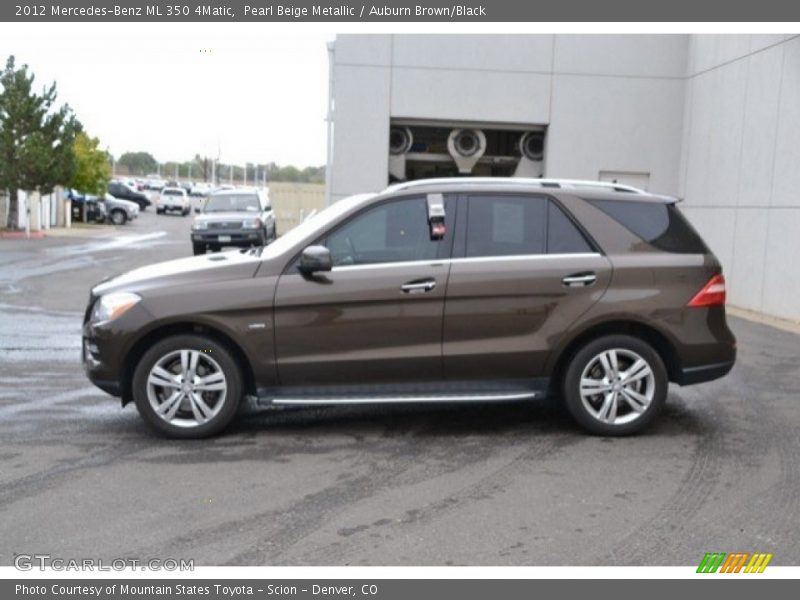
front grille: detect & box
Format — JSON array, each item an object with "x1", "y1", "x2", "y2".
[{"x1": 207, "y1": 221, "x2": 244, "y2": 230}]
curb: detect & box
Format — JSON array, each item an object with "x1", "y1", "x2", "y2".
[{"x1": 0, "y1": 230, "x2": 46, "y2": 239}]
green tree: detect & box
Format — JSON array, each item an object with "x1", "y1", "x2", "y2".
[
  {"x1": 117, "y1": 151, "x2": 158, "y2": 176},
  {"x1": 0, "y1": 55, "x2": 81, "y2": 229},
  {"x1": 70, "y1": 132, "x2": 111, "y2": 196}
]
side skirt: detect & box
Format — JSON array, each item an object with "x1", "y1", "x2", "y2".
[{"x1": 255, "y1": 379, "x2": 549, "y2": 407}]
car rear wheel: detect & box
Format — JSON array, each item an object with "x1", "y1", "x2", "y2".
[
  {"x1": 192, "y1": 243, "x2": 206, "y2": 255},
  {"x1": 132, "y1": 334, "x2": 242, "y2": 438},
  {"x1": 563, "y1": 334, "x2": 666, "y2": 436},
  {"x1": 110, "y1": 209, "x2": 127, "y2": 225},
  {"x1": 156, "y1": 208, "x2": 164, "y2": 214}
]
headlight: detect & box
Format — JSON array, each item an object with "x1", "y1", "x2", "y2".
[
  {"x1": 242, "y1": 218, "x2": 262, "y2": 229},
  {"x1": 91, "y1": 292, "x2": 141, "y2": 324},
  {"x1": 193, "y1": 221, "x2": 208, "y2": 230}
]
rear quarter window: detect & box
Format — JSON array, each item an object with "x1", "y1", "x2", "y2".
[{"x1": 587, "y1": 199, "x2": 708, "y2": 254}]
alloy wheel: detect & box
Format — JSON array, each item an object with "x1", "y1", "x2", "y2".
[
  {"x1": 578, "y1": 348, "x2": 655, "y2": 426},
  {"x1": 146, "y1": 349, "x2": 228, "y2": 428}
]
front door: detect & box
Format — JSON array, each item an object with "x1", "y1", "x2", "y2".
[{"x1": 274, "y1": 195, "x2": 453, "y2": 386}]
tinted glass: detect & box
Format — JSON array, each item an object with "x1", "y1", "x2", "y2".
[
  {"x1": 466, "y1": 195, "x2": 546, "y2": 257},
  {"x1": 588, "y1": 199, "x2": 708, "y2": 254},
  {"x1": 547, "y1": 201, "x2": 593, "y2": 254},
  {"x1": 162, "y1": 189, "x2": 184, "y2": 197},
  {"x1": 327, "y1": 197, "x2": 439, "y2": 267}
]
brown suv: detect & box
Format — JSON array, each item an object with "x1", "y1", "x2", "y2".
[{"x1": 82, "y1": 178, "x2": 736, "y2": 438}]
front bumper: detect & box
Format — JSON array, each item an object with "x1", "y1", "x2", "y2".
[
  {"x1": 82, "y1": 332, "x2": 122, "y2": 397},
  {"x1": 191, "y1": 229, "x2": 265, "y2": 246}
]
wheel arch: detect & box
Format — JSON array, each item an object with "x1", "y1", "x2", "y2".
[
  {"x1": 547, "y1": 319, "x2": 681, "y2": 396},
  {"x1": 120, "y1": 321, "x2": 257, "y2": 406}
]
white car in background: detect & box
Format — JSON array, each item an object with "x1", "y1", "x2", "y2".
[
  {"x1": 102, "y1": 193, "x2": 139, "y2": 225},
  {"x1": 156, "y1": 187, "x2": 191, "y2": 216},
  {"x1": 190, "y1": 182, "x2": 212, "y2": 197}
]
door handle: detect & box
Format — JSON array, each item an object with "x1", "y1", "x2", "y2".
[
  {"x1": 562, "y1": 272, "x2": 597, "y2": 287},
  {"x1": 401, "y1": 279, "x2": 436, "y2": 294}
]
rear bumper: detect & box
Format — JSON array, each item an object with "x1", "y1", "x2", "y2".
[{"x1": 676, "y1": 357, "x2": 735, "y2": 385}]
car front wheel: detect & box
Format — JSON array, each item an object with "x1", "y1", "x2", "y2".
[
  {"x1": 563, "y1": 334, "x2": 667, "y2": 436},
  {"x1": 192, "y1": 243, "x2": 206, "y2": 255},
  {"x1": 132, "y1": 334, "x2": 242, "y2": 438},
  {"x1": 110, "y1": 209, "x2": 127, "y2": 225}
]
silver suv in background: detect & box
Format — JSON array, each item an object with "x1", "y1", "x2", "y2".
[
  {"x1": 102, "y1": 193, "x2": 139, "y2": 225},
  {"x1": 191, "y1": 189, "x2": 276, "y2": 255}
]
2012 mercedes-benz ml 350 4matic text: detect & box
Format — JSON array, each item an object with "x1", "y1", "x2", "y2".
[{"x1": 82, "y1": 178, "x2": 736, "y2": 438}]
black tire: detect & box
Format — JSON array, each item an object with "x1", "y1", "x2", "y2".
[
  {"x1": 137, "y1": 200, "x2": 147, "y2": 211},
  {"x1": 110, "y1": 209, "x2": 127, "y2": 226},
  {"x1": 132, "y1": 334, "x2": 243, "y2": 439},
  {"x1": 156, "y1": 208, "x2": 165, "y2": 215},
  {"x1": 192, "y1": 243, "x2": 206, "y2": 255},
  {"x1": 562, "y1": 334, "x2": 667, "y2": 436},
  {"x1": 209, "y1": 244, "x2": 221, "y2": 252}
]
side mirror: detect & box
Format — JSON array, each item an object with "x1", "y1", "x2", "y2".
[{"x1": 299, "y1": 245, "x2": 332, "y2": 274}]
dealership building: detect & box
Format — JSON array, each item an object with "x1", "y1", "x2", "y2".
[{"x1": 325, "y1": 34, "x2": 800, "y2": 322}]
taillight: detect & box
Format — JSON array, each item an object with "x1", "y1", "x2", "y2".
[{"x1": 688, "y1": 274, "x2": 727, "y2": 307}]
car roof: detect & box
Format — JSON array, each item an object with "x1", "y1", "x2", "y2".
[
  {"x1": 209, "y1": 188, "x2": 261, "y2": 196},
  {"x1": 381, "y1": 177, "x2": 677, "y2": 203}
]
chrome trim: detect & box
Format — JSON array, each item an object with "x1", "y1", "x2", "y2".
[
  {"x1": 330, "y1": 253, "x2": 601, "y2": 273},
  {"x1": 450, "y1": 253, "x2": 601, "y2": 265},
  {"x1": 385, "y1": 177, "x2": 648, "y2": 195},
  {"x1": 562, "y1": 274, "x2": 598, "y2": 286},
  {"x1": 332, "y1": 260, "x2": 447, "y2": 273},
  {"x1": 401, "y1": 281, "x2": 436, "y2": 293},
  {"x1": 271, "y1": 391, "x2": 539, "y2": 406}
]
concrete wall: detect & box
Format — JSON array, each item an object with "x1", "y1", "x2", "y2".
[
  {"x1": 679, "y1": 35, "x2": 800, "y2": 321},
  {"x1": 328, "y1": 34, "x2": 688, "y2": 202},
  {"x1": 268, "y1": 182, "x2": 326, "y2": 235}
]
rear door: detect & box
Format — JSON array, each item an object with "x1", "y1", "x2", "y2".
[
  {"x1": 443, "y1": 193, "x2": 612, "y2": 381},
  {"x1": 273, "y1": 195, "x2": 454, "y2": 386}
]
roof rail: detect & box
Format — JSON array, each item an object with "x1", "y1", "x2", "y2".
[{"x1": 384, "y1": 177, "x2": 648, "y2": 195}]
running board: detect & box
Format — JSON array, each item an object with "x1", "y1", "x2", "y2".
[{"x1": 267, "y1": 391, "x2": 541, "y2": 406}]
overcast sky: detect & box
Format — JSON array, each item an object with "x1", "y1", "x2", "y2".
[{"x1": 0, "y1": 24, "x2": 333, "y2": 167}]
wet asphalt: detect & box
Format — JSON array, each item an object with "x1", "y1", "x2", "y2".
[{"x1": 0, "y1": 209, "x2": 799, "y2": 567}]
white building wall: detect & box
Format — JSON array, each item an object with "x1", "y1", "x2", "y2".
[
  {"x1": 328, "y1": 33, "x2": 800, "y2": 321},
  {"x1": 328, "y1": 34, "x2": 689, "y2": 202},
  {"x1": 680, "y1": 34, "x2": 800, "y2": 320}
]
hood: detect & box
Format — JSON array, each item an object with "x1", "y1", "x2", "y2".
[
  {"x1": 195, "y1": 211, "x2": 257, "y2": 224},
  {"x1": 92, "y1": 250, "x2": 262, "y2": 297}
]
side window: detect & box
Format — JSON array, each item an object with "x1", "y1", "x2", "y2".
[
  {"x1": 326, "y1": 196, "x2": 440, "y2": 267},
  {"x1": 587, "y1": 199, "x2": 708, "y2": 254},
  {"x1": 547, "y1": 201, "x2": 593, "y2": 254},
  {"x1": 466, "y1": 195, "x2": 547, "y2": 257}
]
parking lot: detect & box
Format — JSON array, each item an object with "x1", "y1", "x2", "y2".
[{"x1": 1, "y1": 208, "x2": 799, "y2": 566}]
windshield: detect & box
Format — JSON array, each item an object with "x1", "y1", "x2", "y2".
[
  {"x1": 204, "y1": 193, "x2": 260, "y2": 213},
  {"x1": 260, "y1": 193, "x2": 375, "y2": 260},
  {"x1": 162, "y1": 189, "x2": 184, "y2": 196}
]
